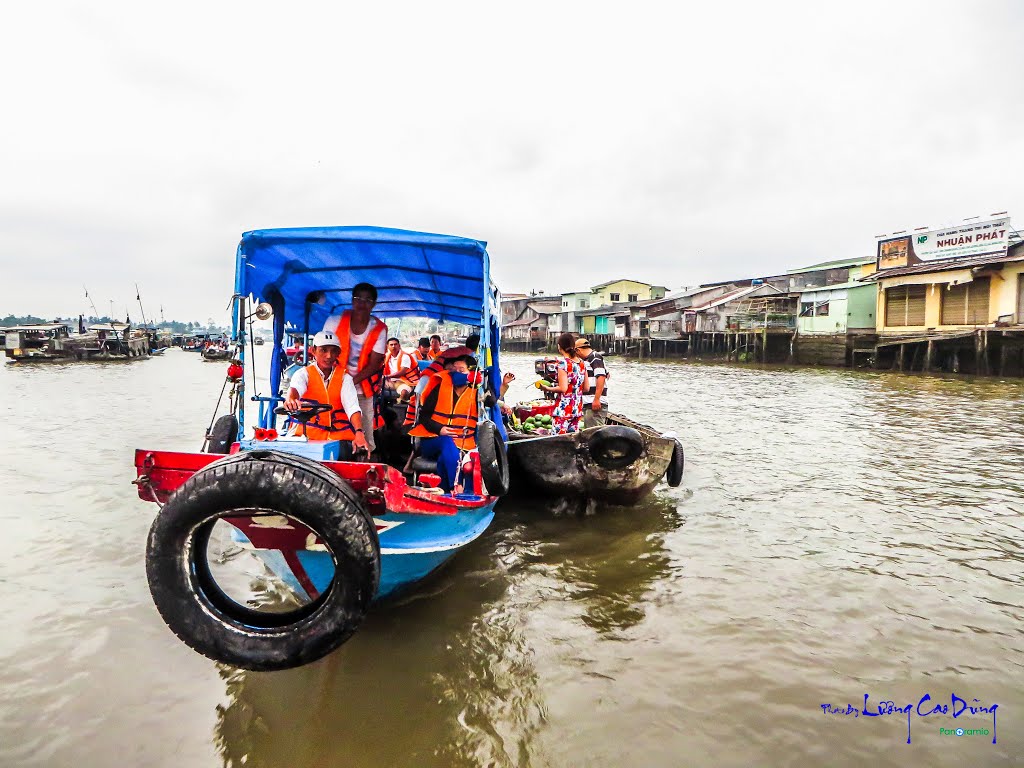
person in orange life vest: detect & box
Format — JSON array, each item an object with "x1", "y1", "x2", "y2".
[
  {"x1": 413, "y1": 337, "x2": 432, "y2": 363},
  {"x1": 284, "y1": 331, "x2": 369, "y2": 455},
  {"x1": 320, "y1": 282, "x2": 387, "y2": 453},
  {"x1": 383, "y1": 337, "x2": 418, "y2": 403},
  {"x1": 409, "y1": 355, "x2": 479, "y2": 494},
  {"x1": 429, "y1": 334, "x2": 442, "y2": 358}
]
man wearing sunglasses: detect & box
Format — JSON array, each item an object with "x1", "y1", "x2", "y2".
[{"x1": 322, "y1": 282, "x2": 388, "y2": 453}]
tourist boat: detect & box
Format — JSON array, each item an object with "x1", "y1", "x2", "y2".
[{"x1": 133, "y1": 226, "x2": 509, "y2": 671}]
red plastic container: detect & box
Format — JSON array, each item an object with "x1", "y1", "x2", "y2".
[{"x1": 515, "y1": 402, "x2": 556, "y2": 420}]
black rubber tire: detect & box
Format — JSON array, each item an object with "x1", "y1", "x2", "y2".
[
  {"x1": 477, "y1": 421, "x2": 510, "y2": 496},
  {"x1": 666, "y1": 439, "x2": 684, "y2": 487},
  {"x1": 146, "y1": 450, "x2": 380, "y2": 671},
  {"x1": 588, "y1": 425, "x2": 645, "y2": 470},
  {"x1": 206, "y1": 414, "x2": 238, "y2": 454}
]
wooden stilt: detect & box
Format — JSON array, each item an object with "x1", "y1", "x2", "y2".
[
  {"x1": 999, "y1": 343, "x2": 1007, "y2": 377},
  {"x1": 925, "y1": 339, "x2": 935, "y2": 372},
  {"x1": 897, "y1": 343, "x2": 905, "y2": 371},
  {"x1": 974, "y1": 331, "x2": 982, "y2": 374},
  {"x1": 910, "y1": 343, "x2": 922, "y2": 372}
]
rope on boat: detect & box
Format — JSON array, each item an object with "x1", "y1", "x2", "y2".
[
  {"x1": 201, "y1": 376, "x2": 231, "y2": 452},
  {"x1": 132, "y1": 475, "x2": 164, "y2": 510}
]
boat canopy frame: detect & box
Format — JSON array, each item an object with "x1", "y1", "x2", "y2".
[{"x1": 230, "y1": 226, "x2": 505, "y2": 440}]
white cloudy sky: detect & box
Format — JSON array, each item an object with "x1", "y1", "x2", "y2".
[{"x1": 2, "y1": 0, "x2": 1022, "y2": 322}]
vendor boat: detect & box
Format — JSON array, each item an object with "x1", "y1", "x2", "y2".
[
  {"x1": 503, "y1": 358, "x2": 684, "y2": 513},
  {"x1": 133, "y1": 226, "x2": 509, "y2": 672}
]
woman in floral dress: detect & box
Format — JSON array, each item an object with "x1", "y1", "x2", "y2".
[{"x1": 542, "y1": 332, "x2": 586, "y2": 434}]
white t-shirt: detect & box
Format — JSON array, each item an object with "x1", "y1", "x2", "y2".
[
  {"x1": 288, "y1": 366, "x2": 360, "y2": 416},
  {"x1": 386, "y1": 351, "x2": 414, "y2": 375},
  {"x1": 322, "y1": 314, "x2": 387, "y2": 375}
]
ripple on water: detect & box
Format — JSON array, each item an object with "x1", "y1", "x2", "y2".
[{"x1": 1, "y1": 352, "x2": 1023, "y2": 766}]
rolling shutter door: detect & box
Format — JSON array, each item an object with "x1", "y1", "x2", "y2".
[
  {"x1": 885, "y1": 285, "x2": 927, "y2": 326},
  {"x1": 884, "y1": 288, "x2": 905, "y2": 326},
  {"x1": 906, "y1": 286, "x2": 926, "y2": 325},
  {"x1": 940, "y1": 277, "x2": 989, "y2": 325},
  {"x1": 941, "y1": 284, "x2": 967, "y2": 325},
  {"x1": 967, "y1": 277, "x2": 989, "y2": 324}
]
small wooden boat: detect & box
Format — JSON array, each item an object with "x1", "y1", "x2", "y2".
[
  {"x1": 133, "y1": 225, "x2": 509, "y2": 672},
  {"x1": 201, "y1": 345, "x2": 233, "y2": 361},
  {"x1": 506, "y1": 408, "x2": 683, "y2": 514}
]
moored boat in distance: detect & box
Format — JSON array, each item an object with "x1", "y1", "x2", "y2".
[
  {"x1": 133, "y1": 226, "x2": 509, "y2": 672},
  {"x1": 3, "y1": 321, "x2": 150, "y2": 362}
]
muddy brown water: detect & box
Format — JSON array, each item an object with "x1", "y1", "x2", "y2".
[{"x1": 0, "y1": 350, "x2": 1021, "y2": 767}]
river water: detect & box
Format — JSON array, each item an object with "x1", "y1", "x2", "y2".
[{"x1": 0, "y1": 350, "x2": 1021, "y2": 767}]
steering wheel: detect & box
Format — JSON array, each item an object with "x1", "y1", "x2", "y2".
[{"x1": 273, "y1": 398, "x2": 332, "y2": 424}]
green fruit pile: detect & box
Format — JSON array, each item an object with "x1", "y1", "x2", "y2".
[{"x1": 521, "y1": 413, "x2": 553, "y2": 433}]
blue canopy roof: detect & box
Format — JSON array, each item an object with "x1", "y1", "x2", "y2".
[{"x1": 238, "y1": 226, "x2": 492, "y2": 330}]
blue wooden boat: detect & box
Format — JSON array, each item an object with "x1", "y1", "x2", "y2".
[{"x1": 134, "y1": 226, "x2": 510, "y2": 671}]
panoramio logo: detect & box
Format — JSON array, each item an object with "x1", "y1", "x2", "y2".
[{"x1": 940, "y1": 727, "x2": 990, "y2": 737}]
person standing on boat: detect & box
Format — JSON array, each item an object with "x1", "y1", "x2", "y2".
[
  {"x1": 540, "y1": 332, "x2": 586, "y2": 434},
  {"x1": 409, "y1": 354, "x2": 479, "y2": 493},
  {"x1": 284, "y1": 331, "x2": 369, "y2": 455},
  {"x1": 383, "y1": 337, "x2": 418, "y2": 403},
  {"x1": 574, "y1": 337, "x2": 609, "y2": 429},
  {"x1": 321, "y1": 282, "x2": 388, "y2": 454}
]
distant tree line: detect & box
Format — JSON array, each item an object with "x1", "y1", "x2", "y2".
[{"x1": 0, "y1": 314, "x2": 226, "y2": 333}]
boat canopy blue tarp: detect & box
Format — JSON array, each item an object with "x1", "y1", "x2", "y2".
[
  {"x1": 236, "y1": 226, "x2": 506, "y2": 441},
  {"x1": 238, "y1": 226, "x2": 491, "y2": 330}
]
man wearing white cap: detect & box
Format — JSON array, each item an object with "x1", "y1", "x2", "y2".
[{"x1": 284, "y1": 330, "x2": 369, "y2": 454}]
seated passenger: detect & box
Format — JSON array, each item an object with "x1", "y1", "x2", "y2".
[
  {"x1": 408, "y1": 354, "x2": 478, "y2": 493},
  {"x1": 413, "y1": 336, "x2": 432, "y2": 362},
  {"x1": 284, "y1": 331, "x2": 369, "y2": 455},
  {"x1": 383, "y1": 337, "x2": 419, "y2": 403}
]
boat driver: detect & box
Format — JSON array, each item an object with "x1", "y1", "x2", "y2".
[{"x1": 284, "y1": 331, "x2": 369, "y2": 455}]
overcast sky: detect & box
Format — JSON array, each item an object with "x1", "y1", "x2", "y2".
[{"x1": 2, "y1": 0, "x2": 1022, "y2": 322}]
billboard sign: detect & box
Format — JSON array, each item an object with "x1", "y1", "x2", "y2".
[{"x1": 876, "y1": 216, "x2": 1012, "y2": 271}]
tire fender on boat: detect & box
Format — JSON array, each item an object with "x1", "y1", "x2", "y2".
[
  {"x1": 587, "y1": 425, "x2": 645, "y2": 470},
  {"x1": 477, "y1": 421, "x2": 510, "y2": 496},
  {"x1": 205, "y1": 414, "x2": 239, "y2": 454},
  {"x1": 666, "y1": 439, "x2": 684, "y2": 487},
  {"x1": 146, "y1": 450, "x2": 380, "y2": 671}
]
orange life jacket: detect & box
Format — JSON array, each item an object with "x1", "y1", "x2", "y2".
[
  {"x1": 331, "y1": 311, "x2": 386, "y2": 398},
  {"x1": 409, "y1": 371, "x2": 478, "y2": 450},
  {"x1": 413, "y1": 348, "x2": 431, "y2": 362},
  {"x1": 384, "y1": 349, "x2": 419, "y2": 387},
  {"x1": 293, "y1": 363, "x2": 358, "y2": 441}
]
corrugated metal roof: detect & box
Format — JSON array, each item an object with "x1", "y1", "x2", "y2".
[
  {"x1": 795, "y1": 281, "x2": 875, "y2": 293},
  {"x1": 690, "y1": 283, "x2": 782, "y2": 311},
  {"x1": 865, "y1": 248, "x2": 1024, "y2": 280}
]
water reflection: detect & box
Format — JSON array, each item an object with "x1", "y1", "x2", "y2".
[{"x1": 210, "y1": 494, "x2": 683, "y2": 767}]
